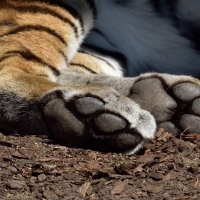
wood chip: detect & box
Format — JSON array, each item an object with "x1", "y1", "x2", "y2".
[
  {"x1": 78, "y1": 182, "x2": 91, "y2": 197},
  {"x1": 7, "y1": 180, "x2": 26, "y2": 189},
  {"x1": 149, "y1": 172, "x2": 164, "y2": 180},
  {"x1": 37, "y1": 157, "x2": 60, "y2": 162},
  {"x1": 110, "y1": 180, "x2": 127, "y2": 195}
]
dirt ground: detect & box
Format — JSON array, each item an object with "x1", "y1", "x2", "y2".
[{"x1": 0, "y1": 129, "x2": 200, "y2": 200}]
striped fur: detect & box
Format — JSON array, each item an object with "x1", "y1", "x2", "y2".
[
  {"x1": 0, "y1": 0, "x2": 125, "y2": 136},
  {"x1": 0, "y1": 0, "x2": 96, "y2": 131},
  {"x1": 0, "y1": 0, "x2": 93, "y2": 80}
]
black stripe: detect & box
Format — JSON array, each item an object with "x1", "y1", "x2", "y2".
[
  {"x1": 1, "y1": 25, "x2": 67, "y2": 45},
  {"x1": 85, "y1": 0, "x2": 98, "y2": 20},
  {"x1": 82, "y1": 44, "x2": 127, "y2": 70},
  {"x1": 1, "y1": 4, "x2": 80, "y2": 37},
  {"x1": 38, "y1": 74, "x2": 49, "y2": 78},
  {"x1": 70, "y1": 63, "x2": 97, "y2": 74},
  {"x1": 0, "y1": 55, "x2": 14, "y2": 63},
  {"x1": 0, "y1": 50, "x2": 60, "y2": 76},
  {"x1": 47, "y1": 0, "x2": 85, "y2": 31},
  {"x1": 0, "y1": 21, "x2": 16, "y2": 26},
  {"x1": 78, "y1": 50, "x2": 116, "y2": 70},
  {"x1": 48, "y1": 0, "x2": 97, "y2": 32},
  {"x1": 59, "y1": 50, "x2": 68, "y2": 64},
  {"x1": 6, "y1": 0, "x2": 84, "y2": 34}
]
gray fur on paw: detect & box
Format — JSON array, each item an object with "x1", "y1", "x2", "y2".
[{"x1": 43, "y1": 89, "x2": 155, "y2": 154}]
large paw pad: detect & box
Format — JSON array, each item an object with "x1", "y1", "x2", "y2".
[
  {"x1": 43, "y1": 89, "x2": 155, "y2": 154},
  {"x1": 131, "y1": 78, "x2": 200, "y2": 135},
  {"x1": 173, "y1": 83, "x2": 200, "y2": 133}
]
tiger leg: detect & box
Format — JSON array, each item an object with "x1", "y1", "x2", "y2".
[
  {"x1": 0, "y1": 0, "x2": 156, "y2": 154},
  {"x1": 35, "y1": 48, "x2": 156, "y2": 154},
  {"x1": 0, "y1": 0, "x2": 95, "y2": 134},
  {"x1": 59, "y1": 50, "x2": 200, "y2": 137},
  {"x1": 0, "y1": 68, "x2": 157, "y2": 154}
]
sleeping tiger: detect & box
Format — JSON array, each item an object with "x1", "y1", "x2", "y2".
[{"x1": 1, "y1": 0, "x2": 200, "y2": 154}]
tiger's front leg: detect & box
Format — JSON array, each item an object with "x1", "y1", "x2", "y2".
[
  {"x1": 0, "y1": 67, "x2": 156, "y2": 154},
  {"x1": 0, "y1": 0, "x2": 155, "y2": 154},
  {"x1": 59, "y1": 71, "x2": 200, "y2": 136}
]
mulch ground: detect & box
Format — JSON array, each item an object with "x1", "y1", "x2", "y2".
[{"x1": 0, "y1": 129, "x2": 200, "y2": 200}]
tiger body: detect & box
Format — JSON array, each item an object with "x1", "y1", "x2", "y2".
[{"x1": 1, "y1": 0, "x2": 200, "y2": 154}]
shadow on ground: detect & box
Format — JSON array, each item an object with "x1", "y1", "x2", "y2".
[{"x1": 0, "y1": 129, "x2": 200, "y2": 199}]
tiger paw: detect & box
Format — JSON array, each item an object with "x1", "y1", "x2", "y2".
[
  {"x1": 130, "y1": 74, "x2": 200, "y2": 135},
  {"x1": 42, "y1": 87, "x2": 156, "y2": 154}
]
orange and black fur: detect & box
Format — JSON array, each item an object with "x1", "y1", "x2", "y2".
[
  {"x1": 1, "y1": 0, "x2": 200, "y2": 154},
  {"x1": 0, "y1": 0, "x2": 149, "y2": 154}
]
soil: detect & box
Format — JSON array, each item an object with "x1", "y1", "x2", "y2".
[{"x1": 0, "y1": 129, "x2": 200, "y2": 200}]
